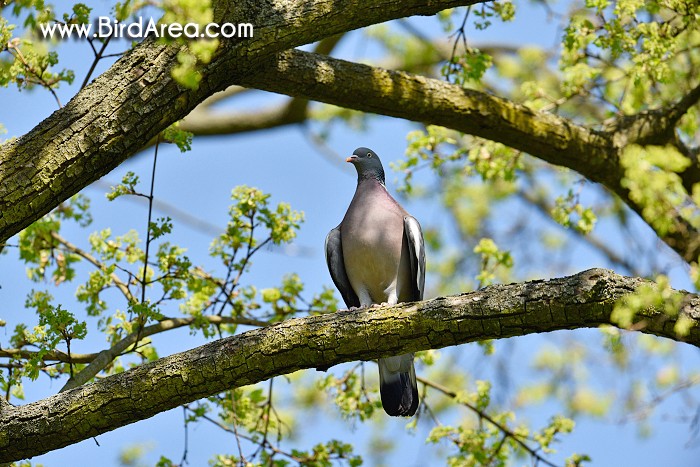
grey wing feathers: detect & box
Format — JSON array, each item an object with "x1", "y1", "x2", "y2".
[
  {"x1": 325, "y1": 226, "x2": 360, "y2": 308},
  {"x1": 403, "y1": 216, "x2": 425, "y2": 301}
]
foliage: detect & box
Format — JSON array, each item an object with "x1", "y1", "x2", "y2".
[
  {"x1": 473, "y1": 238, "x2": 512, "y2": 287},
  {"x1": 620, "y1": 145, "x2": 696, "y2": 236},
  {"x1": 162, "y1": 121, "x2": 194, "y2": 152},
  {"x1": 161, "y1": 0, "x2": 218, "y2": 89},
  {"x1": 612, "y1": 274, "x2": 696, "y2": 337},
  {"x1": 0, "y1": 0, "x2": 216, "y2": 96},
  {"x1": 2, "y1": 0, "x2": 700, "y2": 466}
]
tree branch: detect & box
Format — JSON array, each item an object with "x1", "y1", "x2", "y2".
[
  {"x1": 237, "y1": 49, "x2": 700, "y2": 261},
  {"x1": 178, "y1": 34, "x2": 348, "y2": 136},
  {"x1": 2, "y1": 268, "x2": 699, "y2": 462},
  {"x1": 177, "y1": 37, "x2": 516, "y2": 139},
  {"x1": 3, "y1": 0, "x2": 697, "y2": 264},
  {"x1": 50, "y1": 231, "x2": 137, "y2": 304},
  {"x1": 57, "y1": 314, "x2": 269, "y2": 392},
  {"x1": 179, "y1": 97, "x2": 308, "y2": 136},
  {"x1": 417, "y1": 375, "x2": 557, "y2": 467},
  {"x1": 0, "y1": 348, "x2": 97, "y2": 364},
  {"x1": 0, "y1": 0, "x2": 479, "y2": 245},
  {"x1": 239, "y1": 50, "x2": 617, "y2": 187},
  {"x1": 515, "y1": 187, "x2": 642, "y2": 276},
  {"x1": 0, "y1": 314, "x2": 268, "y2": 370},
  {"x1": 663, "y1": 81, "x2": 700, "y2": 132},
  {"x1": 606, "y1": 82, "x2": 700, "y2": 148}
]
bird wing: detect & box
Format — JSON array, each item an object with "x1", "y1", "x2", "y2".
[
  {"x1": 325, "y1": 226, "x2": 360, "y2": 308},
  {"x1": 403, "y1": 215, "x2": 425, "y2": 301}
]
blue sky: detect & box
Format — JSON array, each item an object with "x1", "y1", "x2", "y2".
[{"x1": 1, "y1": 1, "x2": 699, "y2": 466}]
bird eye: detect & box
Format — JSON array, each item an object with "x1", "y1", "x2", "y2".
[{"x1": 367, "y1": 153, "x2": 372, "y2": 158}]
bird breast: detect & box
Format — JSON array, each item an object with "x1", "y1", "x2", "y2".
[{"x1": 340, "y1": 187, "x2": 407, "y2": 303}]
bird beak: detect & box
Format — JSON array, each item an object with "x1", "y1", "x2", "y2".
[{"x1": 346, "y1": 155, "x2": 358, "y2": 163}]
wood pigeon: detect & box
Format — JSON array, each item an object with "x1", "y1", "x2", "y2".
[{"x1": 325, "y1": 147, "x2": 425, "y2": 417}]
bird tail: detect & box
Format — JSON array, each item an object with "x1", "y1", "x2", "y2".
[{"x1": 378, "y1": 354, "x2": 419, "y2": 417}]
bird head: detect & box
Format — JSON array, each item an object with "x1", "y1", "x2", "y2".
[{"x1": 346, "y1": 147, "x2": 385, "y2": 183}]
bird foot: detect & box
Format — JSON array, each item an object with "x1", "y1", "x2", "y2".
[{"x1": 338, "y1": 305, "x2": 371, "y2": 313}]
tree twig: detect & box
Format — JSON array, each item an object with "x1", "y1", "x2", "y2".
[
  {"x1": 417, "y1": 375, "x2": 559, "y2": 467},
  {"x1": 50, "y1": 231, "x2": 136, "y2": 304}
]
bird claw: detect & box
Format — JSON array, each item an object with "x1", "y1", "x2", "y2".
[{"x1": 338, "y1": 305, "x2": 371, "y2": 313}]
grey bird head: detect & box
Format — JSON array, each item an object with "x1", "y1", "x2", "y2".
[{"x1": 346, "y1": 147, "x2": 385, "y2": 183}]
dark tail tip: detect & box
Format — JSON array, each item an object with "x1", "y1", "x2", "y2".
[{"x1": 380, "y1": 371, "x2": 419, "y2": 417}]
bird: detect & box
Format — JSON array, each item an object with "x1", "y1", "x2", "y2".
[{"x1": 325, "y1": 147, "x2": 425, "y2": 417}]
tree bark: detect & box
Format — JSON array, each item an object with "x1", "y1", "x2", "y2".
[
  {"x1": 2, "y1": 268, "x2": 698, "y2": 462},
  {"x1": 2, "y1": 1, "x2": 699, "y2": 261},
  {"x1": 236, "y1": 49, "x2": 700, "y2": 261},
  {"x1": 0, "y1": 0, "x2": 478, "y2": 246}
]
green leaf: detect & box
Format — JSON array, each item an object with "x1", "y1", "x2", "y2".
[
  {"x1": 162, "y1": 122, "x2": 193, "y2": 152},
  {"x1": 107, "y1": 171, "x2": 141, "y2": 201}
]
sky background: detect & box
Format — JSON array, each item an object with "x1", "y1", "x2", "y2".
[{"x1": 1, "y1": 1, "x2": 699, "y2": 466}]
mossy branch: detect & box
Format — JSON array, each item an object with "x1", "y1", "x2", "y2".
[
  {"x1": 0, "y1": 0, "x2": 479, "y2": 245},
  {"x1": 1, "y1": 1, "x2": 698, "y2": 262},
  {"x1": 2, "y1": 268, "x2": 699, "y2": 462},
  {"x1": 238, "y1": 49, "x2": 700, "y2": 261}
]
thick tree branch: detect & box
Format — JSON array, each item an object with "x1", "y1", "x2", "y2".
[
  {"x1": 175, "y1": 38, "x2": 464, "y2": 137},
  {"x1": 603, "y1": 81, "x2": 700, "y2": 193},
  {"x1": 178, "y1": 37, "x2": 514, "y2": 139},
  {"x1": 237, "y1": 49, "x2": 700, "y2": 261},
  {"x1": 0, "y1": 0, "x2": 479, "y2": 245},
  {"x1": 240, "y1": 50, "x2": 617, "y2": 187},
  {"x1": 2, "y1": 268, "x2": 699, "y2": 462},
  {"x1": 3, "y1": 1, "x2": 698, "y2": 264}
]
